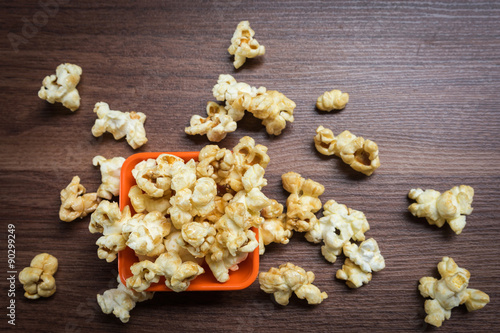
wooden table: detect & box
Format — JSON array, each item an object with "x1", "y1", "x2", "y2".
[{"x1": 1, "y1": 1, "x2": 499, "y2": 332}]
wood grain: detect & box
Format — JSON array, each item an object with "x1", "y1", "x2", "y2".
[{"x1": 1, "y1": 0, "x2": 499, "y2": 332}]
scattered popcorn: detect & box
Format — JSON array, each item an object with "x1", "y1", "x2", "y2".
[
  {"x1": 336, "y1": 258, "x2": 372, "y2": 288},
  {"x1": 128, "y1": 185, "x2": 171, "y2": 215},
  {"x1": 259, "y1": 263, "x2": 328, "y2": 306},
  {"x1": 59, "y1": 176, "x2": 100, "y2": 222},
  {"x1": 93, "y1": 155, "x2": 125, "y2": 200},
  {"x1": 185, "y1": 101, "x2": 237, "y2": 142},
  {"x1": 282, "y1": 171, "x2": 324, "y2": 232},
  {"x1": 343, "y1": 238, "x2": 385, "y2": 273},
  {"x1": 316, "y1": 89, "x2": 349, "y2": 111},
  {"x1": 97, "y1": 276, "x2": 154, "y2": 323},
  {"x1": 259, "y1": 199, "x2": 292, "y2": 255},
  {"x1": 18, "y1": 253, "x2": 58, "y2": 299},
  {"x1": 419, "y1": 257, "x2": 490, "y2": 327},
  {"x1": 91, "y1": 102, "x2": 147, "y2": 149},
  {"x1": 38, "y1": 63, "x2": 82, "y2": 111},
  {"x1": 408, "y1": 185, "x2": 474, "y2": 235},
  {"x1": 314, "y1": 126, "x2": 380, "y2": 176},
  {"x1": 228, "y1": 21, "x2": 265, "y2": 69},
  {"x1": 122, "y1": 211, "x2": 172, "y2": 257}
]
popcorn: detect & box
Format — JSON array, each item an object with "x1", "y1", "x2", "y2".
[
  {"x1": 132, "y1": 155, "x2": 177, "y2": 198},
  {"x1": 122, "y1": 211, "x2": 172, "y2": 257},
  {"x1": 191, "y1": 177, "x2": 217, "y2": 216},
  {"x1": 343, "y1": 238, "x2": 385, "y2": 273},
  {"x1": 419, "y1": 257, "x2": 490, "y2": 327},
  {"x1": 185, "y1": 101, "x2": 237, "y2": 142},
  {"x1": 126, "y1": 260, "x2": 160, "y2": 292},
  {"x1": 316, "y1": 89, "x2": 349, "y2": 111},
  {"x1": 335, "y1": 258, "x2": 372, "y2": 288},
  {"x1": 228, "y1": 21, "x2": 265, "y2": 69},
  {"x1": 97, "y1": 276, "x2": 154, "y2": 323},
  {"x1": 155, "y1": 252, "x2": 205, "y2": 292},
  {"x1": 233, "y1": 136, "x2": 270, "y2": 188},
  {"x1": 128, "y1": 185, "x2": 171, "y2": 215},
  {"x1": 196, "y1": 145, "x2": 235, "y2": 184},
  {"x1": 164, "y1": 230, "x2": 204, "y2": 264},
  {"x1": 408, "y1": 185, "x2": 474, "y2": 235},
  {"x1": 305, "y1": 200, "x2": 369, "y2": 263},
  {"x1": 18, "y1": 253, "x2": 58, "y2": 299},
  {"x1": 93, "y1": 155, "x2": 125, "y2": 200},
  {"x1": 282, "y1": 172, "x2": 324, "y2": 232},
  {"x1": 259, "y1": 200, "x2": 292, "y2": 255},
  {"x1": 91, "y1": 102, "x2": 148, "y2": 149},
  {"x1": 179, "y1": 221, "x2": 217, "y2": 258},
  {"x1": 259, "y1": 263, "x2": 328, "y2": 306},
  {"x1": 89, "y1": 200, "x2": 131, "y2": 262},
  {"x1": 314, "y1": 126, "x2": 380, "y2": 176},
  {"x1": 59, "y1": 176, "x2": 100, "y2": 222},
  {"x1": 38, "y1": 63, "x2": 82, "y2": 111},
  {"x1": 205, "y1": 251, "x2": 248, "y2": 283},
  {"x1": 170, "y1": 159, "x2": 197, "y2": 192}
]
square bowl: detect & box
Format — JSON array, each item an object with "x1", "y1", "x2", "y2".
[{"x1": 118, "y1": 152, "x2": 259, "y2": 291}]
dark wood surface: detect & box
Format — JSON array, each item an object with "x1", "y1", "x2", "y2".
[{"x1": 1, "y1": 1, "x2": 499, "y2": 332}]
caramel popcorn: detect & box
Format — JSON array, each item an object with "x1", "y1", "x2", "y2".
[
  {"x1": 228, "y1": 21, "x2": 265, "y2": 69},
  {"x1": 419, "y1": 257, "x2": 490, "y2": 327},
  {"x1": 122, "y1": 211, "x2": 172, "y2": 257},
  {"x1": 185, "y1": 101, "x2": 237, "y2": 142},
  {"x1": 205, "y1": 251, "x2": 248, "y2": 283},
  {"x1": 97, "y1": 276, "x2": 154, "y2": 323},
  {"x1": 179, "y1": 221, "x2": 217, "y2": 258},
  {"x1": 316, "y1": 89, "x2": 349, "y2": 111},
  {"x1": 18, "y1": 253, "x2": 58, "y2": 299},
  {"x1": 259, "y1": 263, "x2": 328, "y2": 306},
  {"x1": 155, "y1": 252, "x2": 205, "y2": 292},
  {"x1": 196, "y1": 145, "x2": 235, "y2": 184},
  {"x1": 259, "y1": 200, "x2": 292, "y2": 255},
  {"x1": 408, "y1": 185, "x2": 474, "y2": 235},
  {"x1": 38, "y1": 63, "x2": 82, "y2": 111},
  {"x1": 314, "y1": 126, "x2": 380, "y2": 176},
  {"x1": 126, "y1": 260, "x2": 160, "y2": 292},
  {"x1": 128, "y1": 185, "x2": 171, "y2": 215},
  {"x1": 343, "y1": 238, "x2": 385, "y2": 273},
  {"x1": 91, "y1": 102, "x2": 148, "y2": 149},
  {"x1": 89, "y1": 200, "x2": 131, "y2": 262},
  {"x1": 59, "y1": 176, "x2": 100, "y2": 222},
  {"x1": 305, "y1": 200, "x2": 369, "y2": 263},
  {"x1": 336, "y1": 258, "x2": 372, "y2": 288},
  {"x1": 132, "y1": 154, "x2": 179, "y2": 198},
  {"x1": 93, "y1": 155, "x2": 125, "y2": 200},
  {"x1": 282, "y1": 172, "x2": 324, "y2": 232}
]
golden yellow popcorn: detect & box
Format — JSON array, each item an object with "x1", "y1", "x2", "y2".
[
  {"x1": 259, "y1": 263, "x2": 328, "y2": 306},
  {"x1": 128, "y1": 185, "x2": 171, "y2": 215},
  {"x1": 97, "y1": 276, "x2": 154, "y2": 323},
  {"x1": 228, "y1": 21, "x2": 265, "y2": 69},
  {"x1": 191, "y1": 177, "x2": 217, "y2": 216},
  {"x1": 59, "y1": 176, "x2": 100, "y2": 222},
  {"x1": 155, "y1": 252, "x2": 205, "y2": 292},
  {"x1": 196, "y1": 145, "x2": 235, "y2": 184},
  {"x1": 179, "y1": 221, "x2": 217, "y2": 258},
  {"x1": 336, "y1": 258, "x2": 372, "y2": 288},
  {"x1": 259, "y1": 200, "x2": 292, "y2": 255},
  {"x1": 314, "y1": 126, "x2": 380, "y2": 176},
  {"x1": 18, "y1": 253, "x2": 58, "y2": 299},
  {"x1": 316, "y1": 89, "x2": 349, "y2": 111},
  {"x1": 164, "y1": 230, "x2": 204, "y2": 265},
  {"x1": 126, "y1": 260, "x2": 160, "y2": 292},
  {"x1": 93, "y1": 155, "x2": 125, "y2": 200},
  {"x1": 305, "y1": 200, "x2": 369, "y2": 263},
  {"x1": 233, "y1": 136, "x2": 270, "y2": 178},
  {"x1": 122, "y1": 211, "x2": 172, "y2": 257},
  {"x1": 282, "y1": 172, "x2": 324, "y2": 232},
  {"x1": 343, "y1": 238, "x2": 385, "y2": 273},
  {"x1": 91, "y1": 102, "x2": 148, "y2": 149},
  {"x1": 132, "y1": 155, "x2": 178, "y2": 198},
  {"x1": 419, "y1": 257, "x2": 490, "y2": 327},
  {"x1": 38, "y1": 63, "x2": 82, "y2": 111},
  {"x1": 205, "y1": 251, "x2": 249, "y2": 283},
  {"x1": 185, "y1": 101, "x2": 237, "y2": 142},
  {"x1": 89, "y1": 200, "x2": 131, "y2": 262},
  {"x1": 408, "y1": 185, "x2": 474, "y2": 235}
]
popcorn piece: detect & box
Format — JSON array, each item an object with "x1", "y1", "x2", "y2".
[
  {"x1": 228, "y1": 21, "x2": 265, "y2": 69},
  {"x1": 126, "y1": 260, "x2": 160, "y2": 292},
  {"x1": 205, "y1": 251, "x2": 248, "y2": 283},
  {"x1": 314, "y1": 126, "x2": 380, "y2": 176},
  {"x1": 419, "y1": 257, "x2": 490, "y2": 327},
  {"x1": 185, "y1": 101, "x2": 237, "y2": 142},
  {"x1": 336, "y1": 258, "x2": 372, "y2": 288},
  {"x1": 97, "y1": 276, "x2": 154, "y2": 323},
  {"x1": 89, "y1": 200, "x2": 131, "y2": 262},
  {"x1": 305, "y1": 200, "x2": 369, "y2": 263},
  {"x1": 155, "y1": 252, "x2": 205, "y2": 292},
  {"x1": 164, "y1": 230, "x2": 203, "y2": 264},
  {"x1": 316, "y1": 89, "x2": 349, "y2": 111},
  {"x1": 128, "y1": 185, "x2": 171, "y2": 215},
  {"x1": 179, "y1": 221, "x2": 217, "y2": 258},
  {"x1": 191, "y1": 177, "x2": 217, "y2": 217},
  {"x1": 91, "y1": 102, "x2": 147, "y2": 149},
  {"x1": 122, "y1": 211, "x2": 172, "y2": 257},
  {"x1": 259, "y1": 200, "x2": 292, "y2": 255},
  {"x1": 132, "y1": 155, "x2": 179, "y2": 198},
  {"x1": 343, "y1": 238, "x2": 385, "y2": 273},
  {"x1": 38, "y1": 63, "x2": 82, "y2": 111},
  {"x1": 59, "y1": 176, "x2": 100, "y2": 222},
  {"x1": 18, "y1": 253, "x2": 58, "y2": 299},
  {"x1": 196, "y1": 145, "x2": 236, "y2": 184},
  {"x1": 93, "y1": 155, "x2": 125, "y2": 200},
  {"x1": 282, "y1": 172, "x2": 324, "y2": 232},
  {"x1": 408, "y1": 185, "x2": 474, "y2": 235},
  {"x1": 233, "y1": 136, "x2": 270, "y2": 181},
  {"x1": 259, "y1": 263, "x2": 328, "y2": 306},
  {"x1": 169, "y1": 188, "x2": 194, "y2": 229}
]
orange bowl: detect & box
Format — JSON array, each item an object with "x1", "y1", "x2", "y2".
[{"x1": 118, "y1": 152, "x2": 259, "y2": 291}]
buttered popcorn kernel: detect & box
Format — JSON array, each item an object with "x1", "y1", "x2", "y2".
[
  {"x1": 93, "y1": 155, "x2": 125, "y2": 200},
  {"x1": 314, "y1": 126, "x2": 380, "y2": 176},
  {"x1": 343, "y1": 238, "x2": 385, "y2": 273},
  {"x1": 408, "y1": 185, "x2": 474, "y2": 235},
  {"x1": 38, "y1": 63, "x2": 82, "y2": 111},
  {"x1": 92, "y1": 102, "x2": 148, "y2": 149},
  {"x1": 128, "y1": 185, "x2": 171, "y2": 215},
  {"x1": 419, "y1": 257, "x2": 489, "y2": 327},
  {"x1": 19, "y1": 253, "x2": 58, "y2": 299},
  {"x1": 228, "y1": 21, "x2": 265, "y2": 69},
  {"x1": 59, "y1": 176, "x2": 100, "y2": 222},
  {"x1": 336, "y1": 258, "x2": 372, "y2": 289},
  {"x1": 259, "y1": 199, "x2": 292, "y2": 255},
  {"x1": 316, "y1": 89, "x2": 349, "y2": 111},
  {"x1": 259, "y1": 263, "x2": 328, "y2": 306},
  {"x1": 122, "y1": 211, "x2": 172, "y2": 257},
  {"x1": 185, "y1": 101, "x2": 237, "y2": 142}
]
